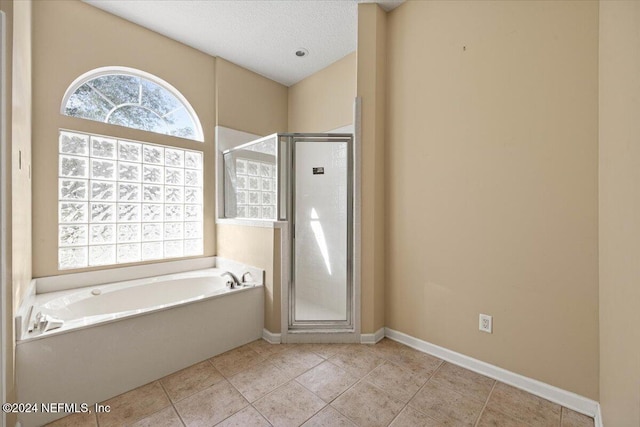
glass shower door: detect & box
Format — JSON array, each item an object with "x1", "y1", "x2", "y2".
[{"x1": 291, "y1": 136, "x2": 352, "y2": 327}]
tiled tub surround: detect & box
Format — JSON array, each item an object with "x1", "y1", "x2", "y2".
[
  {"x1": 16, "y1": 263, "x2": 265, "y2": 427},
  {"x1": 49, "y1": 339, "x2": 595, "y2": 427}
]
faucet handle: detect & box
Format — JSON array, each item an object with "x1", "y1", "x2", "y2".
[{"x1": 241, "y1": 272, "x2": 253, "y2": 283}]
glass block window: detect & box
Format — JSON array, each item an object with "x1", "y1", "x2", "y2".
[
  {"x1": 58, "y1": 130, "x2": 203, "y2": 270},
  {"x1": 62, "y1": 67, "x2": 203, "y2": 142},
  {"x1": 234, "y1": 158, "x2": 277, "y2": 219}
]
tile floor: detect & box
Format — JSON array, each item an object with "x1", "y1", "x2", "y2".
[{"x1": 48, "y1": 339, "x2": 595, "y2": 427}]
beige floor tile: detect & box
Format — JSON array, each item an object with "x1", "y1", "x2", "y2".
[
  {"x1": 364, "y1": 361, "x2": 429, "y2": 403},
  {"x1": 45, "y1": 412, "x2": 97, "y2": 427},
  {"x1": 562, "y1": 407, "x2": 595, "y2": 427},
  {"x1": 299, "y1": 344, "x2": 352, "y2": 359},
  {"x1": 247, "y1": 339, "x2": 288, "y2": 357},
  {"x1": 430, "y1": 362, "x2": 495, "y2": 403},
  {"x1": 476, "y1": 406, "x2": 525, "y2": 427},
  {"x1": 386, "y1": 348, "x2": 443, "y2": 378},
  {"x1": 254, "y1": 381, "x2": 326, "y2": 427},
  {"x1": 328, "y1": 346, "x2": 386, "y2": 378},
  {"x1": 331, "y1": 381, "x2": 405, "y2": 427},
  {"x1": 67, "y1": 342, "x2": 585, "y2": 427},
  {"x1": 296, "y1": 361, "x2": 359, "y2": 403},
  {"x1": 228, "y1": 361, "x2": 290, "y2": 402},
  {"x1": 307, "y1": 344, "x2": 356, "y2": 359},
  {"x1": 161, "y1": 360, "x2": 224, "y2": 402},
  {"x1": 174, "y1": 380, "x2": 248, "y2": 427},
  {"x1": 215, "y1": 405, "x2": 271, "y2": 427},
  {"x1": 389, "y1": 406, "x2": 445, "y2": 427},
  {"x1": 130, "y1": 406, "x2": 184, "y2": 427},
  {"x1": 301, "y1": 406, "x2": 356, "y2": 427},
  {"x1": 211, "y1": 345, "x2": 266, "y2": 377},
  {"x1": 408, "y1": 380, "x2": 485, "y2": 426},
  {"x1": 486, "y1": 382, "x2": 561, "y2": 427},
  {"x1": 367, "y1": 339, "x2": 408, "y2": 361},
  {"x1": 269, "y1": 347, "x2": 325, "y2": 378},
  {"x1": 97, "y1": 381, "x2": 171, "y2": 427}
]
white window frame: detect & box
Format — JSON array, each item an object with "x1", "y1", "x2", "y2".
[{"x1": 60, "y1": 66, "x2": 204, "y2": 142}]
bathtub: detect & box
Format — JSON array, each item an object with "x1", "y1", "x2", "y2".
[{"x1": 15, "y1": 264, "x2": 264, "y2": 427}]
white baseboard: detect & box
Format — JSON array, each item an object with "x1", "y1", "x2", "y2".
[
  {"x1": 384, "y1": 328, "x2": 601, "y2": 421},
  {"x1": 262, "y1": 328, "x2": 281, "y2": 344},
  {"x1": 361, "y1": 327, "x2": 385, "y2": 344},
  {"x1": 594, "y1": 403, "x2": 603, "y2": 427}
]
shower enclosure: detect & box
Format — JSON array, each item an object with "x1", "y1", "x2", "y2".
[{"x1": 223, "y1": 133, "x2": 354, "y2": 331}]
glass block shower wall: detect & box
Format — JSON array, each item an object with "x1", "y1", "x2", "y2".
[
  {"x1": 223, "y1": 135, "x2": 278, "y2": 220},
  {"x1": 234, "y1": 158, "x2": 277, "y2": 219},
  {"x1": 58, "y1": 130, "x2": 204, "y2": 270}
]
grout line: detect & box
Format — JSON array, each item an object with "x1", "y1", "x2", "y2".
[
  {"x1": 158, "y1": 380, "x2": 187, "y2": 427},
  {"x1": 296, "y1": 402, "x2": 328, "y2": 427},
  {"x1": 559, "y1": 406, "x2": 564, "y2": 427},
  {"x1": 474, "y1": 379, "x2": 497, "y2": 427},
  {"x1": 211, "y1": 403, "x2": 252, "y2": 426},
  {"x1": 250, "y1": 404, "x2": 275, "y2": 427},
  {"x1": 477, "y1": 383, "x2": 540, "y2": 427},
  {"x1": 385, "y1": 402, "x2": 407, "y2": 426},
  {"x1": 329, "y1": 398, "x2": 358, "y2": 425}
]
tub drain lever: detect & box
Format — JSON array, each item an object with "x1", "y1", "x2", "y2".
[{"x1": 33, "y1": 312, "x2": 64, "y2": 333}]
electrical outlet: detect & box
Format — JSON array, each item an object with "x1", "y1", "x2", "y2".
[{"x1": 479, "y1": 314, "x2": 492, "y2": 333}]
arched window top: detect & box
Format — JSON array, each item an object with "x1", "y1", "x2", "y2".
[{"x1": 61, "y1": 67, "x2": 204, "y2": 142}]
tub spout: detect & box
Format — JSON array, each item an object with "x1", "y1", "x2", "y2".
[{"x1": 221, "y1": 271, "x2": 241, "y2": 289}]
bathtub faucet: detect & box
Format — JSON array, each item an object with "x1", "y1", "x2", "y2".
[{"x1": 221, "y1": 271, "x2": 242, "y2": 289}]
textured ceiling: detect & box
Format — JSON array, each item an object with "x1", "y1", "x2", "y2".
[{"x1": 84, "y1": 0, "x2": 403, "y2": 87}]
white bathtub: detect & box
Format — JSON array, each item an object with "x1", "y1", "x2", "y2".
[
  {"x1": 16, "y1": 265, "x2": 264, "y2": 427},
  {"x1": 21, "y1": 268, "x2": 253, "y2": 339}
]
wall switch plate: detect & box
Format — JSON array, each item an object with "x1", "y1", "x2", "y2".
[{"x1": 479, "y1": 314, "x2": 492, "y2": 333}]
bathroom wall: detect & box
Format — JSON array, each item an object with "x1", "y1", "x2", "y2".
[
  {"x1": 216, "y1": 57, "x2": 288, "y2": 137},
  {"x1": 31, "y1": 0, "x2": 216, "y2": 278},
  {"x1": 1, "y1": 0, "x2": 16, "y2": 419},
  {"x1": 357, "y1": 4, "x2": 386, "y2": 335},
  {"x1": 385, "y1": 0, "x2": 599, "y2": 399},
  {"x1": 217, "y1": 225, "x2": 280, "y2": 333},
  {"x1": 288, "y1": 52, "x2": 356, "y2": 133},
  {"x1": 215, "y1": 57, "x2": 288, "y2": 333},
  {"x1": 599, "y1": 1, "x2": 640, "y2": 424}
]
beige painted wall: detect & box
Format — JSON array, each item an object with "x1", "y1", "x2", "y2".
[
  {"x1": 599, "y1": 1, "x2": 640, "y2": 424},
  {"x1": 216, "y1": 57, "x2": 288, "y2": 137},
  {"x1": 1, "y1": 0, "x2": 18, "y2": 418},
  {"x1": 385, "y1": 0, "x2": 599, "y2": 399},
  {"x1": 216, "y1": 224, "x2": 280, "y2": 333},
  {"x1": 288, "y1": 52, "x2": 356, "y2": 133},
  {"x1": 358, "y1": 4, "x2": 386, "y2": 334},
  {"x1": 31, "y1": 0, "x2": 216, "y2": 278}
]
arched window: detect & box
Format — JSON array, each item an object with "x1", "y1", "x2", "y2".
[{"x1": 61, "y1": 67, "x2": 204, "y2": 142}]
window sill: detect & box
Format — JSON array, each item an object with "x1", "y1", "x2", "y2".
[{"x1": 216, "y1": 218, "x2": 287, "y2": 229}]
